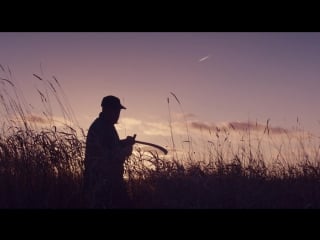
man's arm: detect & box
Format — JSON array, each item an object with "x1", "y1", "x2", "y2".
[{"x1": 119, "y1": 134, "x2": 136, "y2": 158}]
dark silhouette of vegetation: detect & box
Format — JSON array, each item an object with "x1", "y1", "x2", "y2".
[{"x1": 1, "y1": 66, "x2": 320, "y2": 208}]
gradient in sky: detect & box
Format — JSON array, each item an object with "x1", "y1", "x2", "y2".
[{"x1": 1, "y1": 32, "x2": 320, "y2": 156}]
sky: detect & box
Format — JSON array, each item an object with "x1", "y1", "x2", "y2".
[{"x1": 1, "y1": 32, "x2": 320, "y2": 159}]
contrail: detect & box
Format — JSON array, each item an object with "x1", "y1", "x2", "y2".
[{"x1": 199, "y1": 55, "x2": 210, "y2": 62}]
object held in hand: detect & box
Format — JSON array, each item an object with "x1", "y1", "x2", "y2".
[{"x1": 134, "y1": 140, "x2": 168, "y2": 155}]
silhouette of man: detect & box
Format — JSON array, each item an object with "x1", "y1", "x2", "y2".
[{"x1": 83, "y1": 95, "x2": 136, "y2": 208}]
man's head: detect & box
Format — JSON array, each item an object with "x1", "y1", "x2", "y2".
[
  {"x1": 101, "y1": 95, "x2": 126, "y2": 124},
  {"x1": 101, "y1": 95, "x2": 126, "y2": 110}
]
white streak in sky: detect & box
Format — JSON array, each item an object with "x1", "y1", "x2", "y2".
[{"x1": 199, "y1": 55, "x2": 210, "y2": 62}]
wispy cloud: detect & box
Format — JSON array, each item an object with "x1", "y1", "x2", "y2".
[
  {"x1": 25, "y1": 114, "x2": 48, "y2": 124},
  {"x1": 120, "y1": 117, "x2": 142, "y2": 128},
  {"x1": 121, "y1": 116, "x2": 291, "y2": 139},
  {"x1": 170, "y1": 112, "x2": 197, "y2": 121},
  {"x1": 184, "y1": 113, "x2": 197, "y2": 119},
  {"x1": 191, "y1": 121, "x2": 216, "y2": 131},
  {"x1": 13, "y1": 114, "x2": 75, "y2": 128},
  {"x1": 143, "y1": 122, "x2": 171, "y2": 137},
  {"x1": 115, "y1": 115, "x2": 319, "y2": 163},
  {"x1": 227, "y1": 121, "x2": 288, "y2": 134},
  {"x1": 119, "y1": 117, "x2": 170, "y2": 137},
  {"x1": 189, "y1": 120, "x2": 289, "y2": 135}
]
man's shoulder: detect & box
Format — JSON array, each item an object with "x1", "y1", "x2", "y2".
[
  {"x1": 88, "y1": 118, "x2": 112, "y2": 132},
  {"x1": 88, "y1": 118, "x2": 99, "y2": 128},
  {"x1": 87, "y1": 118, "x2": 102, "y2": 133}
]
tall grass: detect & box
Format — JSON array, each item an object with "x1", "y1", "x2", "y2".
[
  {"x1": 0, "y1": 66, "x2": 85, "y2": 208},
  {"x1": 1, "y1": 66, "x2": 320, "y2": 208},
  {"x1": 126, "y1": 128, "x2": 320, "y2": 208},
  {"x1": 125, "y1": 93, "x2": 320, "y2": 208}
]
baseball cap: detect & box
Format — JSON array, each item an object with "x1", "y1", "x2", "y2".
[{"x1": 101, "y1": 95, "x2": 126, "y2": 109}]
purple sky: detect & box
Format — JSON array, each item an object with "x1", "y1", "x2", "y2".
[{"x1": 1, "y1": 32, "x2": 320, "y2": 152}]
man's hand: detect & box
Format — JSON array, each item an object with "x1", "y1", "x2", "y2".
[
  {"x1": 124, "y1": 134, "x2": 136, "y2": 146},
  {"x1": 121, "y1": 134, "x2": 136, "y2": 158}
]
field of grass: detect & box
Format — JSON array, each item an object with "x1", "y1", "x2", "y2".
[{"x1": 1, "y1": 67, "x2": 320, "y2": 208}]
